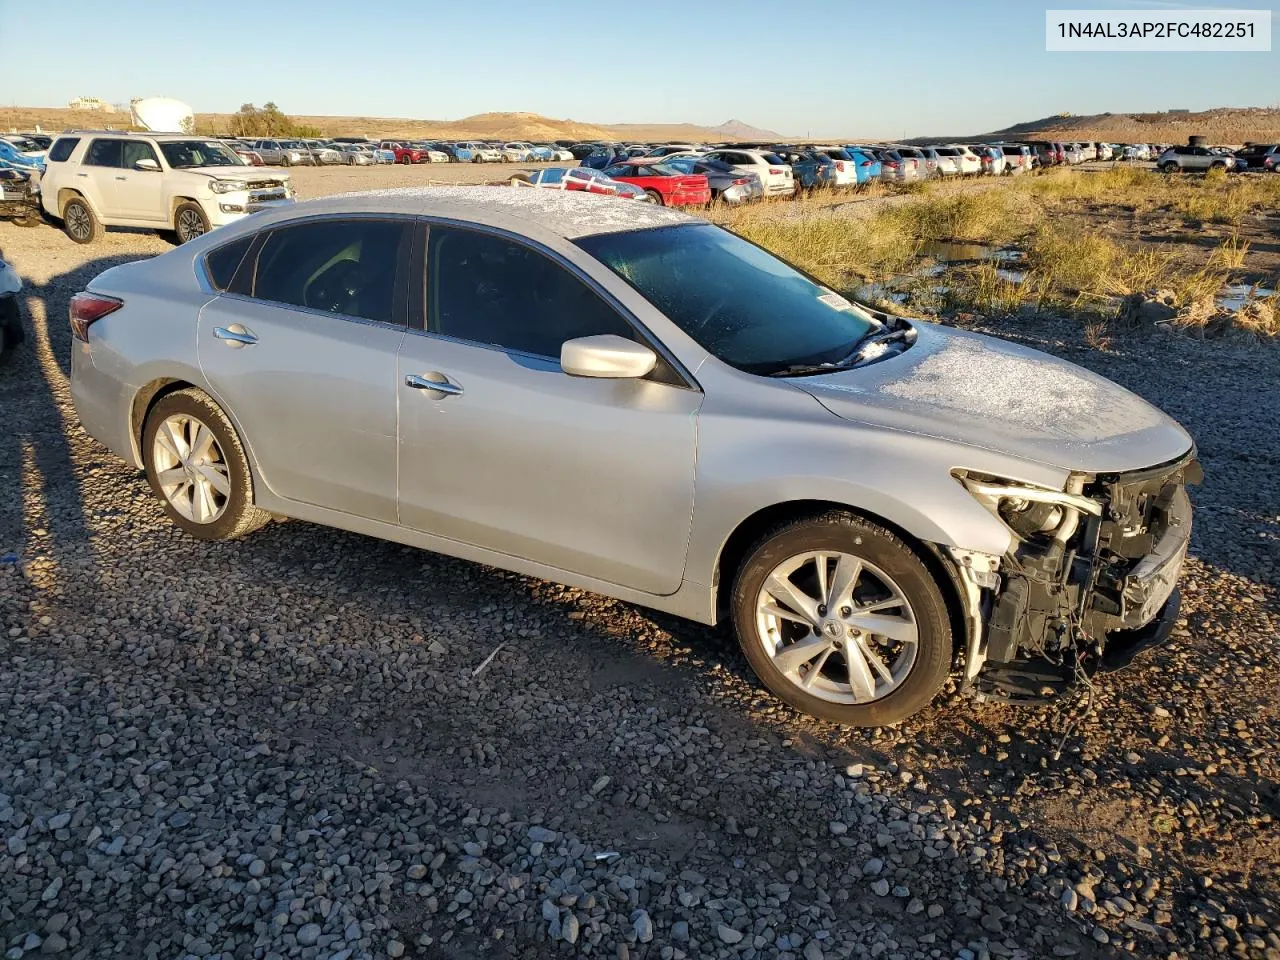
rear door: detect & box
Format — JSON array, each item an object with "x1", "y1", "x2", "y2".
[
  {"x1": 79, "y1": 138, "x2": 126, "y2": 218},
  {"x1": 198, "y1": 217, "x2": 412, "y2": 522},
  {"x1": 396, "y1": 223, "x2": 701, "y2": 595}
]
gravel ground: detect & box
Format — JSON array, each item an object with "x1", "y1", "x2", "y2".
[{"x1": 0, "y1": 175, "x2": 1277, "y2": 960}]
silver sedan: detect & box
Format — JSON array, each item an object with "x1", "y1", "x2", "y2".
[{"x1": 67, "y1": 189, "x2": 1197, "y2": 725}]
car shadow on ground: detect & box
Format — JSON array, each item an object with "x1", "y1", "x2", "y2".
[{"x1": 0, "y1": 251, "x2": 149, "y2": 593}]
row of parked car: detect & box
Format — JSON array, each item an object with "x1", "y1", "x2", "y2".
[{"x1": 222, "y1": 137, "x2": 582, "y2": 166}]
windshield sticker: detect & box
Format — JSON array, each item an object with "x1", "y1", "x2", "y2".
[{"x1": 818, "y1": 292, "x2": 855, "y2": 312}]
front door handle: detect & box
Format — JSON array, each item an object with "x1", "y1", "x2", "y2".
[
  {"x1": 213, "y1": 325, "x2": 258, "y2": 348},
  {"x1": 115, "y1": 176, "x2": 128, "y2": 181},
  {"x1": 405, "y1": 373, "x2": 463, "y2": 397}
]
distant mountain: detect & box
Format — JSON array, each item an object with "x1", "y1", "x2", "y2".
[
  {"x1": 909, "y1": 107, "x2": 1280, "y2": 145},
  {"x1": 709, "y1": 118, "x2": 784, "y2": 140}
]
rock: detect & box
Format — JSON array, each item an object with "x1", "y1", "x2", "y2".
[
  {"x1": 386, "y1": 941, "x2": 405, "y2": 958},
  {"x1": 527, "y1": 826, "x2": 557, "y2": 844},
  {"x1": 248, "y1": 859, "x2": 266, "y2": 878},
  {"x1": 632, "y1": 909, "x2": 653, "y2": 943},
  {"x1": 562, "y1": 913, "x2": 580, "y2": 945},
  {"x1": 804, "y1": 941, "x2": 825, "y2": 960},
  {"x1": 297, "y1": 924, "x2": 322, "y2": 947},
  {"x1": 717, "y1": 924, "x2": 743, "y2": 944},
  {"x1": 47, "y1": 813, "x2": 71, "y2": 830},
  {"x1": 863, "y1": 858, "x2": 884, "y2": 876},
  {"x1": 828, "y1": 821, "x2": 848, "y2": 836},
  {"x1": 1116, "y1": 289, "x2": 1177, "y2": 326},
  {"x1": 871, "y1": 879, "x2": 890, "y2": 897},
  {"x1": 39, "y1": 934, "x2": 67, "y2": 955}
]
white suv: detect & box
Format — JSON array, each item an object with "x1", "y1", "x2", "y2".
[{"x1": 40, "y1": 132, "x2": 294, "y2": 245}]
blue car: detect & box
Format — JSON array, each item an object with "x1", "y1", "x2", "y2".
[{"x1": 0, "y1": 138, "x2": 45, "y2": 174}]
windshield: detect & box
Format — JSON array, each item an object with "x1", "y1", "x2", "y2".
[
  {"x1": 576, "y1": 224, "x2": 877, "y2": 375},
  {"x1": 159, "y1": 140, "x2": 245, "y2": 168}
]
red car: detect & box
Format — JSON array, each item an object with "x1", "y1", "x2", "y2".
[
  {"x1": 379, "y1": 140, "x2": 427, "y2": 164},
  {"x1": 509, "y1": 167, "x2": 651, "y2": 200},
  {"x1": 600, "y1": 160, "x2": 712, "y2": 207}
]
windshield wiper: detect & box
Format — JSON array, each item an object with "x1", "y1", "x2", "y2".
[{"x1": 769, "y1": 327, "x2": 915, "y2": 378}]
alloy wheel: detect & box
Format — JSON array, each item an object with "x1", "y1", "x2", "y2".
[
  {"x1": 754, "y1": 551, "x2": 918, "y2": 705},
  {"x1": 151, "y1": 413, "x2": 231, "y2": 524},
  {"x1": 66, "y1": 204, "x2": 91, "y2": 241},
  {"x1": 177, "y1": 209, "x2": 206, "y2": 243}
]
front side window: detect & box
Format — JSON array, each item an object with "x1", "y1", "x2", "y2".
[
  {"x1": 577, "y1": 224, "x2": 877, "y2": 376},
  {"x1": 250, "y1": 219, "x2": 407, "y2": 324},
  {"x1": 84, "y1": 139, "x2": 124, "y2": 168},
  {"x1": 121, "y1": 141, "x2": 160, "y2": 169},
  {"x1": 426, "y1": 226, "x2": 636, "y2": 358}
]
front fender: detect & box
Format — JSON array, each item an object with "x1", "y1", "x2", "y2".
[{"x1": 683, "y1": 396, "x2": 1069, "y2": 591}]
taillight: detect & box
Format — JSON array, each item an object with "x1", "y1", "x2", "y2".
[
  {"x1": 886, "y1": 161, "x2": 899, "y2": 168},
  {"x1": 860, "y1": 160, "x2": 872, "y2": 167},
  {"x1": 836, "y1": 161, "x2": 845, "y2": 171},
  {"x1": 732, "y1": 178, "x2": 748, "y2": 185},
  {"x1": 70, "y1": 292, "x2": 123, "y2": 342},
  {"x1": 768, "y1": 167, "x2": 784, "y2": 175}
]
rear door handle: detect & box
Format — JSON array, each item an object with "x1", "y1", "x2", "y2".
[
  {"x1": 115, "y1": 176, "x2": 127, "y2": 181},
  {"x1": 405, "y1": 373, "x2": 463, "y2": 397},
  {"x1": 213, "y1": 325, "x2": 258, "y2": 347}
]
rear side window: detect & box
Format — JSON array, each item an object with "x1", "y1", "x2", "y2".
[
  {"x1": 84, "y1": 139, "x2": 124, "y2": 168},
  {"x1": 204, "y1": 235, "x2": 254, "y2": 291},
  {"x1": 251, "y1": 219, "x2": 407, "y2": 324},
  {"x1": 48, "y1": 137, "x2": 80, "y2": 162}
]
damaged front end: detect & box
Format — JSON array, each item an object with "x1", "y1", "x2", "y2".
[{"x1": 948, "y1": 452, "x2": 1201, "y2": 703}]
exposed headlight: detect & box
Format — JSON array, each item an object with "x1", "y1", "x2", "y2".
[
  {"x1": 956, "y1": 473, "x2": 1100, "y2": 542},
  {"x1": 210, "y1": 180, "x2": 245, "y2": 194}
]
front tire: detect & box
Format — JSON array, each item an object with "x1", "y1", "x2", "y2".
[
  {"x1": 644, "y1": 189, "x2": 664, "y2": 205},
  {"x1": 730, "y1": 512, "x2": 952, "y2": 726},
  {"x1": 174, "y1": 202, "x2": 210, "y2": 244},
  {"x1": 142, "y1": 389, "x2": 271, "y2": 541}
]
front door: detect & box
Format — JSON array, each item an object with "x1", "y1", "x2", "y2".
[
  {"x1": 115, "y1": 140, "x2": 168, "y2": 222},
  {"x1": 197, "y1": 217, "x2": 411, "y2": 523},
  {"x1": 396, "y1": 224, "x2": 700, "y2": 595}
]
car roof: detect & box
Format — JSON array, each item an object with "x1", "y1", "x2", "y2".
[{"x1": 249, "y1": 186, "x2": 695, "y2": 240}]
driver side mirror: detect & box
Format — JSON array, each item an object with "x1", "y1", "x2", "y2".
[
  {"x1": 134, "y1": 158, "x2": 161, "y2": 172},
  {"x1": 561, "y1": 335, "x2": 656, "y2": 379}
]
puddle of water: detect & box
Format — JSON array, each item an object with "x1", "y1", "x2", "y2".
[
  {"x1": 918, "y1": 240, "x2": 1024, "y2": 264},
  {"x1": 996, "y1": 268, "x2": 1027, "y2": 285},
  {"x1": 1217, "y1": 283, "x2": 1275, "y2": 311}
]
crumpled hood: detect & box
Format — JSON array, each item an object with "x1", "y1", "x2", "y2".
[
  {"x1": 796, "y1": 322, "x2": 1193, "y2": 473},
  {"x1": 186, "y1": 167, "x2": 288, "y2": 181}
]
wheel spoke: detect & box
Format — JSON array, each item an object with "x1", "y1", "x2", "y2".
[
  {"x1": 764, "y1": 574, "x2": 821, "y2": 626},
  {"x1": 192, "y1": 478, "x2": 216, "y2": 523},
  {"x1": 157, "y1": 420, "x2": 187, "y2": 460},
  {"x1": 156, "y1": 467, "x2": 188, "y2": 488},
  {"x1": 772, "y1": 635, "x2": 831, "y2": 676},
  {"x1": 827, "y1": 554, "x2": 862, "y2": 609},
  {"x1": 844, "y1": 642, "x2": 878, "y2": 702},
  {"x1": 856, "y1": 596, "x2": 905, "y2": 614},
  {"x1": 813, "y1": 554, "x2": 829, "y2": 607},
  {"x1": 198, "y1": 463, "x2": 230, "y2": 496},
  {"x1": 847, "y1": 613, "x2": 917, "y2": 647},
  {"x1": 856, "y1": 638, "x2": 896, "y2": 683},
  {"x1": 760, "y1": 602, "x2": 812, "y2": 626},
  {"x1": 190, "y1": 425, "x2": 216, "y2": 462},
  {"x1": 801, "y1": 647, "x2": 834, "y2": 689}
]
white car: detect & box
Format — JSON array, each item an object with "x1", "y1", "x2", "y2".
[
  {"x1": 701, "y1": 149, "x2": 794, "y2": 197},
  {"x1": 499, "y1": 142, "x2": 534, "y2": 162},
  {"x1": 39, "y1": 132, "x2": 292, "y2": 244},
  {"x1": 458, "y1": 141, "x2": 501, "y2": 163},
  {"x1": 932, "y1": 145, "x2": 982, "y2": 176},
  {"x1": 542, "y1": 145, "x2": 575, "y2": 162},
  {"x1": 337, "y1": 144, "x2": 378, "y2": 166}
]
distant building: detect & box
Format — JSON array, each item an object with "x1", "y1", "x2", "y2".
[
  {"x1": 1166, "y1": 108, "x2": 1190, "y2": 114},
  {"x1": 68, "y1": 97, "x2": 114, "y2": 113}
]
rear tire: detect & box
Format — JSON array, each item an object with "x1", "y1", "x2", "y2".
[
  {"x1": 644, "y1": 189, "x2": 664, "y2": 205},
  {"x1": 61, "y1": 196, "x2": 102, "y2": 244},
  {"x1": 1160, "y1": 161, "x2": 1179, "y2": 173},
  {"x1": 730, "y1": 512, "x2": 952, "y2": 726},
  {"x1": 142, "y1": 389, "x2": 271, "y2": 541}
]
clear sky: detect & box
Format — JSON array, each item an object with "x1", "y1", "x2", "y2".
[{"x1": 3, "y1": 0, "x2": 1275, "y2": 137}]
